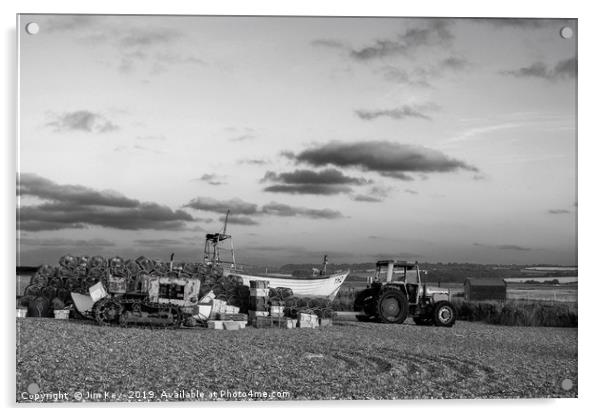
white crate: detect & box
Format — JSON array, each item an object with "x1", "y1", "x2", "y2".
[
  {"x1": 88, "y1": 282, "x2": 108, "y2": 303},
  {"x1": 207, "y1": 320, "x2": 224, "y2": 330}
]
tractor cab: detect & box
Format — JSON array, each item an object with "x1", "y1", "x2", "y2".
[
  {"x1": 372, "y1": 260, "x2": 421, "y2": 304},
  {"x1": 374, "y1": 260, "x2": 421, "y2": 284}
]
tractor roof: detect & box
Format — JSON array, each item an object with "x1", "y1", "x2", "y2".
[{"x1": 376, "y1": 260, "x2": 417, "y2": 267}]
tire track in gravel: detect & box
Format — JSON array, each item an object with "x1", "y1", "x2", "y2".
[{"x1": 329, "y1": 346, "x2": 500, "y2": 394}]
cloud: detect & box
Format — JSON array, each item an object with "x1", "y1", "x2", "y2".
[
  {"x1": 502, "y1": 57, "x2": 576, "y2": 81},
  {"x1": 355, "y1": 103, "x2": 439, "y2": 121},
  {"x1": 229, "y1": 134, "x2": 256, "y2": 142},
  {"x1": 240, "y1": 159, "x2": 268, "y2": 166},
  {"x1": 404, "y1": 189, "x2": 418, "y2": 195},
  {"x1": 311, "y1": 39, "x2": 347, "y2": 49},
  {"x1": 17, "y1": 174, "x2": 194, "y2": 231},
  {"x1": 351, "y1": 194, "x2": 382, "y2": 202},
  {"x1": 473, "y1": 243, "x2": 531, "y2": 252},
  {"x1": 18, "y1": 173, "x2": 138, "y2": 207},
  {"x1": 218, "y1": 215, "x2": 260, "y2": 226},
  {"x1": 185, "y1": 197, "x2": 344, "y2": 221},
  {"x1": 290, "y1": 141, "x2": 478, "y2": 180},
  {"x1": 350, "y1": 20, "x2": 454, "y2": 60},
  {"x1": 548, "y1": 209, "x2": 571, "y2": 214},
  {"x1": 185, "y1": 197, "x2": 258, "y2": 215},
  {"x1": 351, "y1": 185, "x2": 392, "y2": 202},
  {"x1": 195, "y1": 174, "x2": 227, "y2": 186},
  {"x1": 119, "y1": 28, "x2": 181, "y2": 47},
  {"x1": 377, "y1": 56, "x2": 469, "y2": 87},
  {"x1": 19, "y1": 202, "x2": 194, "y2": 232},
  {"x1": 261, "y1": 168, "x2": 369, "y2": 195},
  {"x1": 46, "y1": 111, "x2": 119, "y2": 133},
  {"x1": 261, "y1": 202, "x2": 343, "y2": 219}
]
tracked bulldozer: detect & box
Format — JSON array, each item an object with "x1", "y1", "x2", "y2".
[{"x1": 354, "y1": 260, "x2": 457, "y2": 327}]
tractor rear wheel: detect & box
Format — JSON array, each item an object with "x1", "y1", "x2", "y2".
[
  {"x1": 376, "y1": 289, "x2": 408, "y2": 324},
  {"x1": 433, "y1": 301, "x2": 457, "y2": 327}
]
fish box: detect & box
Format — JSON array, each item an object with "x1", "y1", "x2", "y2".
[
  {"x1": 319, "y1": 318, "x2": 332, "y2": 327},
  {"x1": 248, "y1": 310, "x2": 269, "y2": 321},
  {"x1": 250, "y1": 280, "x2": 269, "y2": 289},
  {"x1": 211, "y1": 299, "x2": 227, "y2": 314},
  {"x1": 252, "y1": 316, "x2": 273, "y2": 328},
  {"x1": 270, "y1": 305, "x2": 284, "y2": 316},
  {"x1": 207, "y1": 320, "x2": 224, "y2": 330},
  {"x1": 298, "y1": 313, "x2": 319, "y2": 328},
  {"x1": 89, "y1": 282, "x2": 108, "y2": 303},
  {"x1": 223, "y1": 321, "x2": 240, "y2": 331},
  {"x1": 250, "y1": 288, "x2": 270, "y2": 297},
  {"x1": 53, "y1": 309, "x2": 70, "y2": 320}
]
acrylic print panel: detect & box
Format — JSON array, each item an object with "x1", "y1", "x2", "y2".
[{"x1": 17, "y1": 15, "x2": 577, "y2": 402}]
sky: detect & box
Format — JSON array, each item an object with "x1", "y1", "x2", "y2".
[{"x1": 17, "y1": 15, "x2": 577, "y2": 267}]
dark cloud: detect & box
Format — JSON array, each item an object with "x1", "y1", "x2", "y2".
[
  {"x1": 291, "y1": 141, "x2": 478, "y2": 180},
  {"x1": 185, "y1": 197, "x2": 258, "y2": 215},
  {"x1": 261, "y1": 169, "x2": 369, "y2": 195},
  {"x1": 264, "y1": 184, "x2": 353, "y2": 195},
  {"x1": 46, "y1": 110, "x2": 119, "y2": 133},
  {"x1": 473, "y1": 243, "x2": 531, "y2": 252},
  {"x1": 548, "y1": 209, "x2": 571, "y2": 215},
  {"x1": 261, "y1": 202, "x2": 343, "y2": 219},
  {"x1": 404, "y1": 189, "x2": 418, "y2": 195},
  {"x1": 355, "y1": 103, "x2": 439, "y2": 121},
  {"x1": 186, "y1": 197, "x2": 345, "y2": 221},
  {"x1": 195, "y1": 174, "x2": 227, "y2": 186},
  {"x1": 19, "y1": 202, "x2": 194, "y2": 232},
  {"x1": 502, "y1": 57, "x2": 576, "y2": 81},
  {"x1": 351, "y1": 195, "x2": 382, "y2": 202},
  {"x1": 350, "y1": 20, "x2": 454, "y2": 61},
  {"x1": 17, "y1": 174, "x2": 194, "y2": 232},
  {"x1": 18, "y1": 173, "x2": 138, "y2": 207}
]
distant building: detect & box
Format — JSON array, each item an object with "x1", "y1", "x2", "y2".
[{"x1": 464, "y1": 278, "x2": 506, "y2": 302}]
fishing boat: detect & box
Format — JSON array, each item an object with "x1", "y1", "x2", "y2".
[{"x1": 204, "y1": 212, "x2": 349, "y2": 300}]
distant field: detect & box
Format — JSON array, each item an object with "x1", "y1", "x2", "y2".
[{"x1": 16, "y1": 318, "x2": 577, "y2": 401}]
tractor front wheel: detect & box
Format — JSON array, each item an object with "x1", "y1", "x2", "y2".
[
  {"x1": 433, "y1": 301, "x2": 457, "y2": 327},
  {"x1": 376, "y1": 289, "x2": 408, "y2": 324}
]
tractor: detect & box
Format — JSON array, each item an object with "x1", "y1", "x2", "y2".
[{"x1": 354, "y1": 260, "x2": 457, "y2": 327}]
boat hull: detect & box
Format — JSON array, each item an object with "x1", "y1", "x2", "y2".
[{"x1": 224, "y1": 270, "x2": 350, "y2": 300}]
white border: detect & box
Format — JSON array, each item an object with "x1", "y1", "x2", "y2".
[{"x1": 2, "y1": 1, "x2": 599, "y2": 415}]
